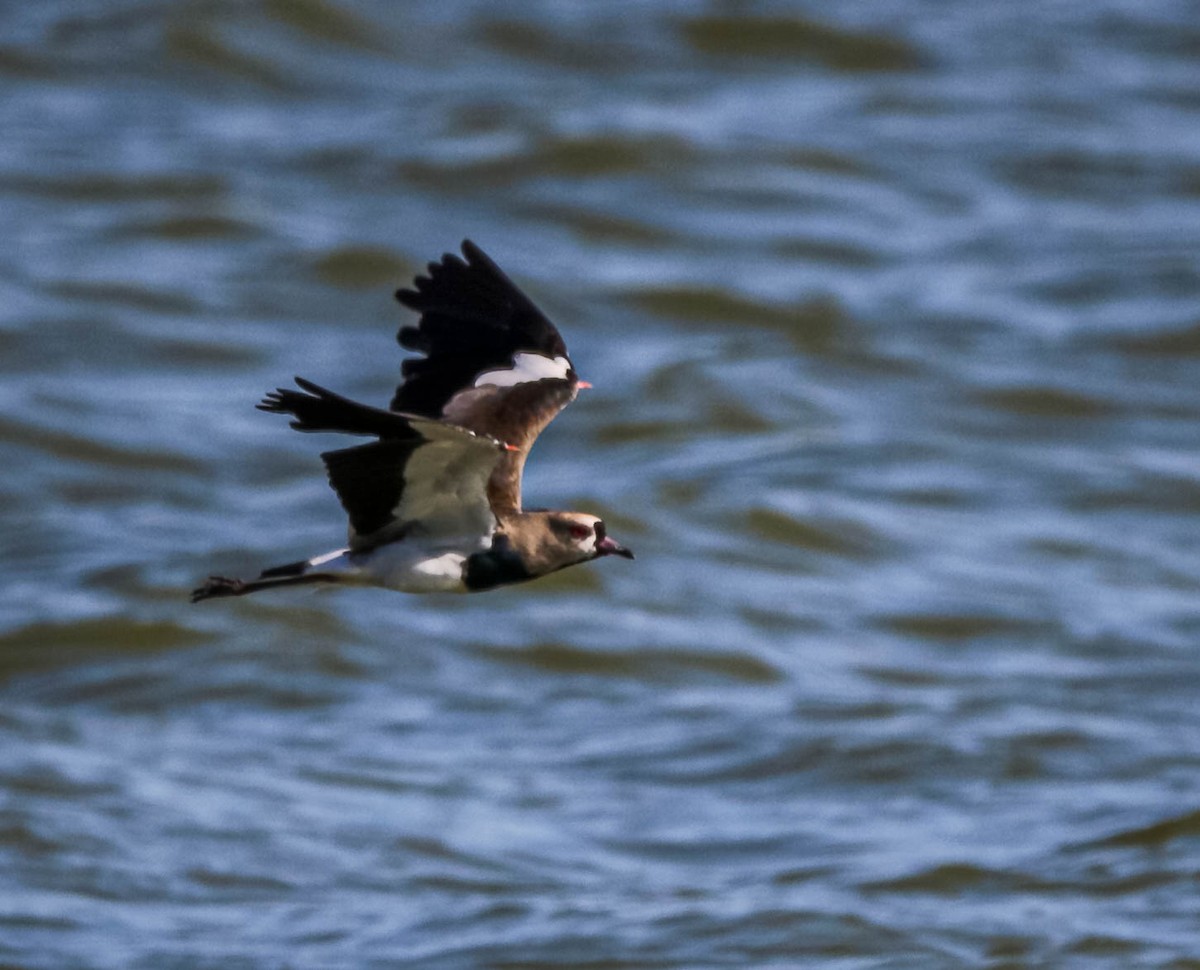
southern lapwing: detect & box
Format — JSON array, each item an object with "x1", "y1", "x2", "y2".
[{"x1": 191, "y1": 240, "x2": 632, "y2": 604}]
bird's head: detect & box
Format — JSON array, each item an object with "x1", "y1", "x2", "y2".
[
  {"x1": 555, "y1": 513, "x2": 635, "y2": 563},
  {"x1": 517, "y1": 512, "x2": 634, "y2": 576}
]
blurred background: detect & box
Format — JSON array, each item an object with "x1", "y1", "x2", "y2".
[{"x1": 2, "y1": 1, "x2": 1199, "y2": 967}]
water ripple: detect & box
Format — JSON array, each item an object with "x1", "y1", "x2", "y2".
[{"x1": 1, "y1": 0, "x2": 1199, "y2": 966}]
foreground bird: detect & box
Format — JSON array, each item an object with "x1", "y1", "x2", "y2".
[{"x1": 192, "y1": 240, "x2": 632, "y2": 603}]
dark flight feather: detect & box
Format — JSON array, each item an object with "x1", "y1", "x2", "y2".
[
  {"x1": 391, "y1": 239, "x2": 571, "y2": 417},
  {"x1": 320, "y1": 439, "x2": 421, "y2": 540},
  {"x1": 258, "y1": 377, "x2": 418, "y2": 439}
]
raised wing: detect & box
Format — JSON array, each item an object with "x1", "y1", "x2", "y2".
[
  {"x1": 393, "y1": 240, "x2": 582, "y2": 514},
  {"x1": 260, "y1": 379, "x2": 505, "y2": 549}
]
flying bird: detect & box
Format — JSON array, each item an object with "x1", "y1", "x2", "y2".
[{"x1": 192, "y1": 240, "x2": 632, "y2": 603}]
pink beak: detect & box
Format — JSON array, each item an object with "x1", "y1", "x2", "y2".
[{"x1": 595, "y1": 535, "x2": 634, "y2": 559}]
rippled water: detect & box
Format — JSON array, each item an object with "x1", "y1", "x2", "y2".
[{"x1": 3, "y1": 1, "x2": 1200, "y2": 966}]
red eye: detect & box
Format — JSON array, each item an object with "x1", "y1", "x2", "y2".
[{"x1": 569, "y1": 523, "x2": 592, "y2": 540}]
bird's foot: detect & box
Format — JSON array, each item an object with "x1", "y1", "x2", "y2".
[{"x1": 190, "y1": 576, "x2": 245, "y2": 603}]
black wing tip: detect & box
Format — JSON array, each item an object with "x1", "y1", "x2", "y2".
[
  {"x1": 461, "y1": 239, "x2": 507, "y2": 281},
  {"x1": 395, "y1": 256, "x2": 460, "y2": 313},
  {"x1": 292, "y1": 375, "x2": 324, "y2": 395},
  {"x1": 392, "y1": 240, "x2": 489, "y2": 306},
  {"x1": 256, "y1": 389, "x2": 287, "y2": 413},
  {"x1": 256, "y1": 377, "x2": 314, "y2": 413},
  {"x1": 257, "y1": 377, "x2": 415, "y2": 438}
]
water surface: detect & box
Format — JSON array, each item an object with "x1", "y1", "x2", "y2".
[{"x1": 2, "y1": 1, "x2": 1199, "y2": 967}]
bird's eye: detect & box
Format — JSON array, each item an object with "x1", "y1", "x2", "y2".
[{"x1": 569, "y1": 523, "x2": 592, "y2": 541}]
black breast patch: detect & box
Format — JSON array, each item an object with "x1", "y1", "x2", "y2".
[{"x1": 463, "y1": 534, "x2": 532, "y2": 591}]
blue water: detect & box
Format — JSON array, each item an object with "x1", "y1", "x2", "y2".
[{"x1": 2, "y1": 2, "x2": 1199, "y2": 966}]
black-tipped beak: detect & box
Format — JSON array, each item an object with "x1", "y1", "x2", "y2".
[{"x1": 595, "y1": 536, "x2": 634, "y2": 560}]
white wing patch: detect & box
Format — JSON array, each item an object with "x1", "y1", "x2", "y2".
[
  {"x1": 412, "y1": 552, "x2": 468, "y2": 586},
  {"x1": 389, "y1": 419, "x2": 502, "y2": 543},
  {"x1": 474, "y1": 353, "x2": 571, "y2": 388},
  {"x1": 308, "y1": 548, "x2": 349, "y2": 568}
]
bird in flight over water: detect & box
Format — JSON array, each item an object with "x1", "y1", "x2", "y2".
[{"x1": 192, "y1": 240, "x2": 633, "y2": 603}]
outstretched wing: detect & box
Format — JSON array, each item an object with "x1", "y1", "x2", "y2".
[
  {"x1": 260, "y1": 379, "x2": 506, "y2": 549},
  {"x1": 393, "y1": 240, "x2": 582, "y2": 514}
]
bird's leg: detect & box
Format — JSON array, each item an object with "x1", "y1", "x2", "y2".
[{"x1": 190, "y1": 571, "x2": 339, "y2": 603}]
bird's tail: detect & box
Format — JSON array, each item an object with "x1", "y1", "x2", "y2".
[{"x1": 190, "y1": 550, "x2": 351, "y2": 603}]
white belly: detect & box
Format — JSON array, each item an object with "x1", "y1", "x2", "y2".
[{"x1": 354, "y1": 543, "x2": 469, "y2": 593}]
